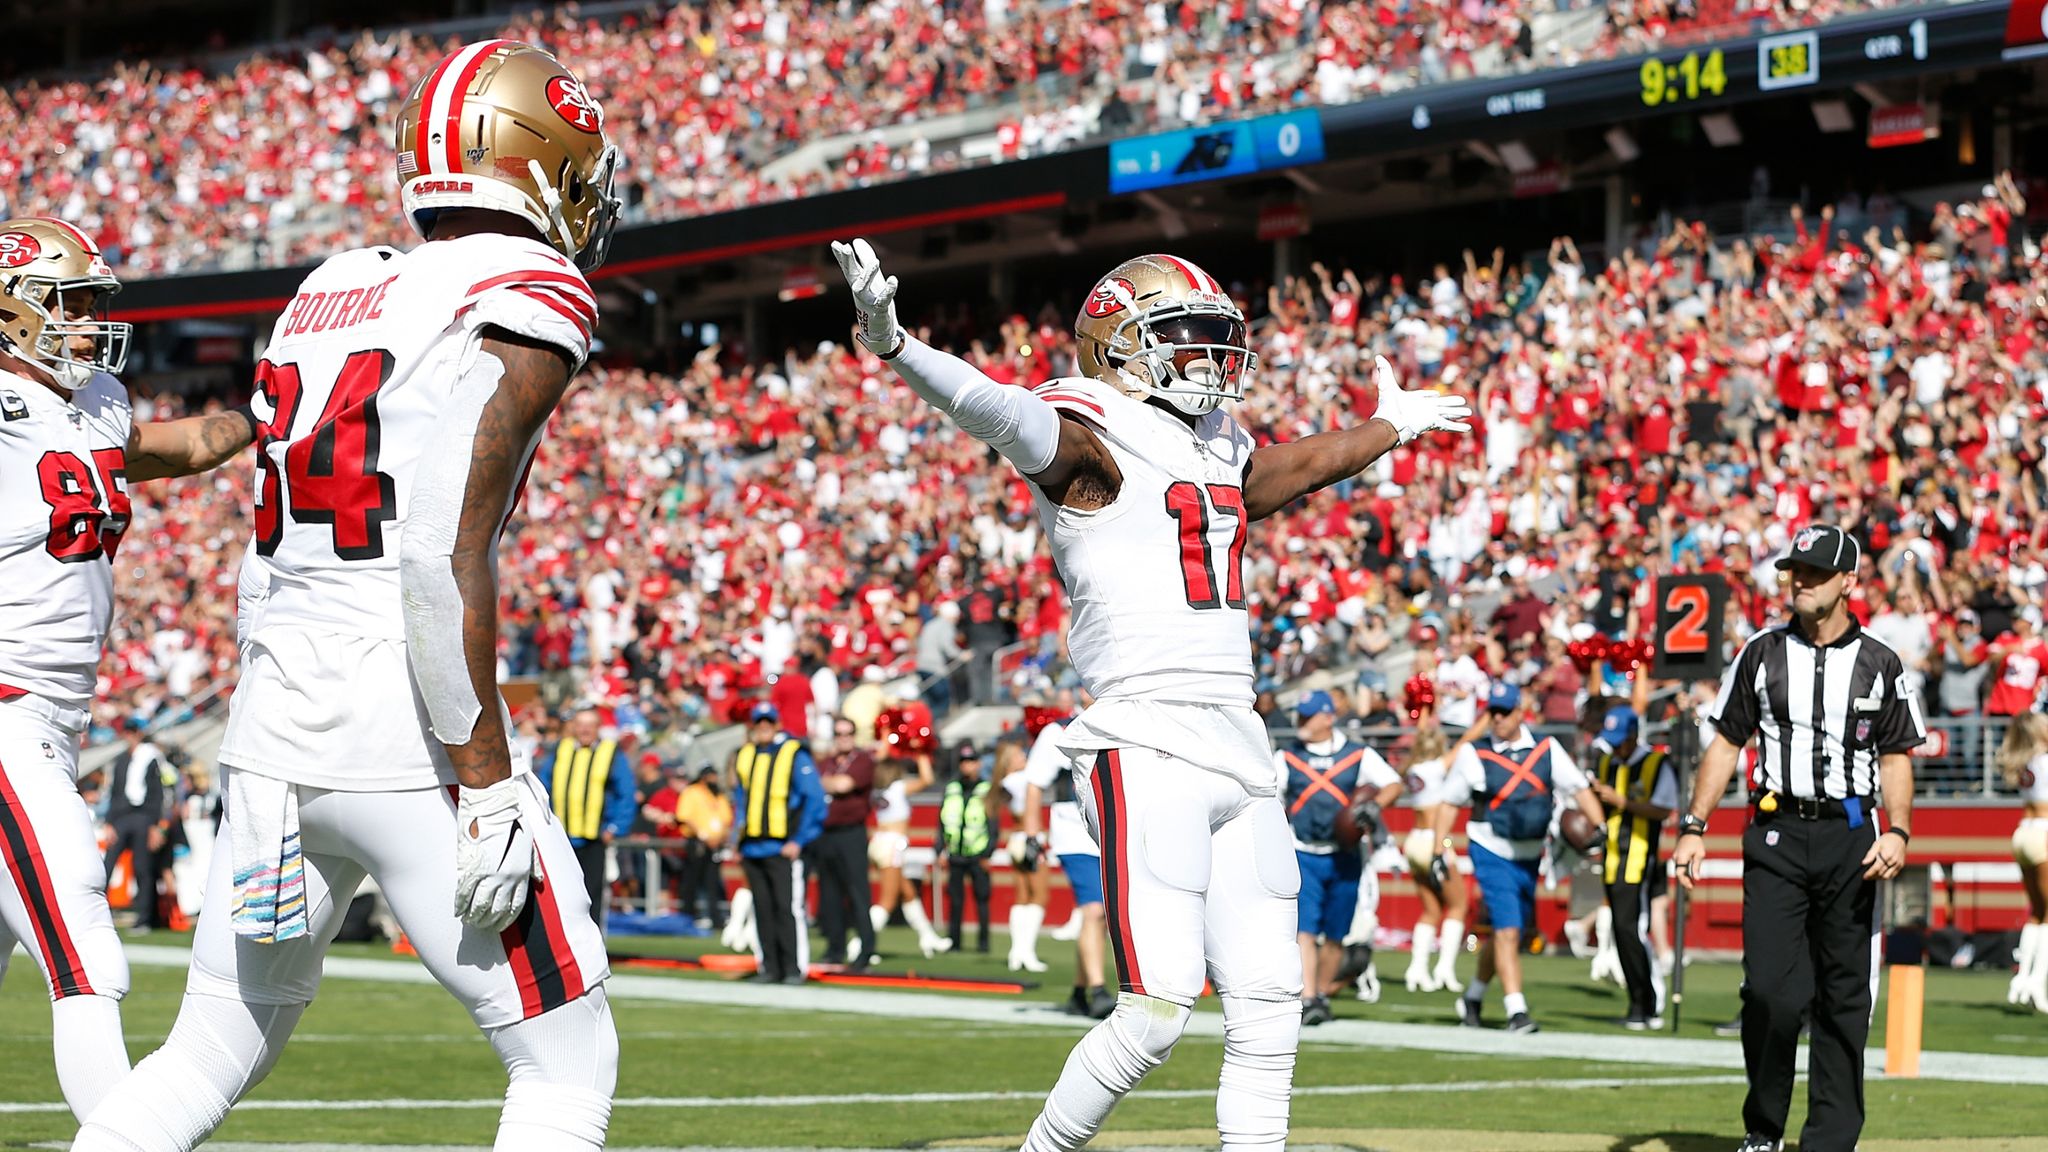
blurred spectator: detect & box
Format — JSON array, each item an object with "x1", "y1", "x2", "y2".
[
  {"x1": 938, "y1": 744, "x2": 999, "y2": 954},
  {"x1": 102, "y1": 718, "x2": 173, "y2": 932},
  {"x1": 535, "y1": 706, "x2": 634, "y2": 929},
  {"x1": 814, "y1": 717, "x2": 878, "y2": 970},
  {"x1": 676, "y1": 765, "x2": 734, "y2": 929},
  {"x1": 917, "y1": 600, "x2": 965, "y2": 717}
]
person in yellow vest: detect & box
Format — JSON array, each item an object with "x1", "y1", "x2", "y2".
[
  {"x1": 535, "y1": 705, "x2": 636, "y2": 929},
  {"x1": 1588, "y1": 706, "x2": 1679, "y2": 1030},
  {"x1": 939, "y1": 743, "x2": 1000, "y2": 953},
  {"x1": 731, "y1": 702, "x2": 828, "y2": 983}
]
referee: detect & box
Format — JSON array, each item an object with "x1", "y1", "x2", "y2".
[{"x1": 1673, "y1": 524, "x2": 1924, "y2": 1152}]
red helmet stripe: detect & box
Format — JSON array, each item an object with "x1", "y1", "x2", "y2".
[
  {"x1": 441, "y1": 40, "x2": 513, "y2": 175},
  {"x1": 32, "y1": 217, "x2": 97, "y2": 254},
  {"x1": 1155, "y1": 253, "x2": 1217, "y2": 295},
  {"x1": 412, "y1": 48, "x2": 466, "y2": 177}
]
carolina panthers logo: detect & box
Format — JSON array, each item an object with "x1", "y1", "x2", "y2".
[
  {"x1": 1794, "y1": 527, "x2": 1826, "y2": 553},
  {"x1": 1083, "y1": 277, "x2": 1135, "y2": 319},
  {"x1": 546, "y1": 75, "x2": 603, "y2": 134},
  {"x1": 0, "y1": 231, "x2": 43, "y2": 268}
]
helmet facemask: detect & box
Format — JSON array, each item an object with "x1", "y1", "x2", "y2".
[
  {"x1": 1114, "y1": 305, "x2": 1256, "y2": 416},
  {"x1": 532, "y1": 142, "x2": 624, "y2": 272},
  {"x1": 1, "y1": 275, "x2": 129, "y2": 391}
]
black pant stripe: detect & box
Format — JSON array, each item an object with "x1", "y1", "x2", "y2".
[
  {"x1": 1094, "y1": 751, "x2": 1133, "y2": 993},
  {"x1": 511, "y1": 875, "x2": 571, "y2": 1013},
  {"x1": 0, "y1": 778, "x2": 89, "y2": 997}
]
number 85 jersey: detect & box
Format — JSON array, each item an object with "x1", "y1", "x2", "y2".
[
  {"x1": 239, "y1": 232, "x2": 594, "y2": 642},
  {"x1": 1027, "y1": 375, "x2": 1256, "y2": 707}
]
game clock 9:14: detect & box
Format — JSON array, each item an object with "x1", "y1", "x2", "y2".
[{"x1": 1639, "y1": 47, "x2": 1727, "y2": 107}]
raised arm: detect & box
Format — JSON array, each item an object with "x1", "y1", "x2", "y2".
[
  {"x1": 126, "y1": 405, "x2": 258, "y2": 482},
  {"x1": 400, "y1": 328, "x2": 572, "y2": 931},
  {"x1": 1241, "y1": 355, "x2": 1471, "y2": 520},
  {"x1": 832, "y1": 238, "x2": 1118, "y2": 505}
]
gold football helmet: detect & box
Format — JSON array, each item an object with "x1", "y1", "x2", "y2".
[
  {"x1": 0, "y1": 217, "x2": 129, "y2": 391},
  {"x1": 395, "y1": 40, "x2": 623, "y2": 271},
  {"x1": 1074, "y1": 253, "x2": 1254, "y2": 416}
]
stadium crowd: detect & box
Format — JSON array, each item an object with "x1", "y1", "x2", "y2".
[
  {"x1": 0, "y1": 0, "x2": 1910, "y2": 277},
  {"x1": 103, "y1": 174, "x2": 2047, "y2": 784}
]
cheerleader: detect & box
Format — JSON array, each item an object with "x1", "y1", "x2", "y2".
[
  {"x1": 1998, "y1": 713, "x2": 2048, "y2": 1011},
  {"x1": 1401, "y1": 723, "x2": 1470, "y2": 992},
  {"x1": 868, "y1": 755, "x2": 951, "y2": 957},
  {"x1": 998, "y1": 742, "x2": 1050, "y2": 972}
]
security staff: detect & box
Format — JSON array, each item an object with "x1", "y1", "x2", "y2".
[
  {"x1": 1588, "y1": 706, "x2": 1677, "y2": 1030},
  {"x1": 1433, "y1": 683, "x2": 1605, "y2": 1034},
  {"x1": 1674, "y1": 524, "x2": 1924, "y2": 1152},
  {"x1": 1276, "y1": 690, "x2": 1401, "y2": 1026},
  {"x1": 535, "y1": 705, "x2": 635, "y2": 928},
  {"x1": 938, "y1": 744, "x2": 999, "y2": 953},
  {"x1": 732, "y1": 702, "x2": 828, "y2": 984}
]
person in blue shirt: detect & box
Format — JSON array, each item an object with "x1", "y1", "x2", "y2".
[
  {"x1": 1430, "y1": 683, "x2": 1604, "y2": 1034},
  {"x1": 1275, "y1": 691, "x2": 1402, "y2": 1026},
  {"x1": 534, "y1": 705, "x2": 637, "y2": 928},
  {"x1": 730, "y1": 701, "x2": 828, "y2": 983}
]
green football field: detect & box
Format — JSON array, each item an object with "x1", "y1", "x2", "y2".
[{"x1": 5, "y1": 928, "x2": 2047, "y2": 1150}]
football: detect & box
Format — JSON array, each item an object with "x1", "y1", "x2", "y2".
[
  {"x1": 1333, "y1": 787, "x2": 1382, "y2": 850},
  {"x1": 1559, "y1": 808, "x2": 1605, "y2": 856}
]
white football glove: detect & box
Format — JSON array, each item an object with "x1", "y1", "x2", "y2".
[
  {"x1": 453, "y1": 776, "x2": 539, "y2": 933},
  {"x1": 1368, "y1": 355, "x2": 1473, "y2": 444},
  {"x1": 829, "y1": 237, "x2": 902, "y2": 356}
]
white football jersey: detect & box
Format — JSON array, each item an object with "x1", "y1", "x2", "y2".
[
  {"x1": 1030, "y1": 376, "x2": 1276, "y2": 792},
  {"x1": 221, "y1": 232, "x2": 594, "y2": 790},
  {"x1": 0, "y1": 369, "x2": 132, "y2": 712}
]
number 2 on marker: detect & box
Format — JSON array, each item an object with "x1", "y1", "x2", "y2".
[{"x1": 1664, "y1": 584, "x2": 1711, "y2": 654}]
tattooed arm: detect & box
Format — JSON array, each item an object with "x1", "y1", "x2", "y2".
[
  {"x1": 126, "y1": 406, "x2": 259, "y2": 481},
  {"x1": 406, "y1": 329, "x2": 574, "y2": 790}
]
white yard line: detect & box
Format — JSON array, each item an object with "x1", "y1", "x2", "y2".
[
  {"x1": 108, "y1": 943, "x2": 2048, "y2": 1087},
  {"x1": 1, "y1": 1072, "x2": 1748, "y2": 1116}
]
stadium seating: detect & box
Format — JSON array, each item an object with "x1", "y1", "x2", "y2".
[{"x1": 0, "y1": 0, "x2": 1911, "y2": 277}]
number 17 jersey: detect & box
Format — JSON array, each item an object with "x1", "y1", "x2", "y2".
[
  {"x1": 1027, "y1": 376, "x2": 1276, "y2": 792},
  {"x1": 222, "y1": 232, "x2": 595, "y2": 791}
]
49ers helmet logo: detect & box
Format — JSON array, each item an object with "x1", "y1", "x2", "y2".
[
  {"x1": 1083, "y1": 277, "x2": 1135, "y2": 318},
  {"x1": 546, "y1": 75, "x2": 603, "y2": 134},
  {"x1": 0, "y1": 231, "x2": 42, "y2": 268}
]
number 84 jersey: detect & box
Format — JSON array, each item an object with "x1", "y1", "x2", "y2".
[
  {"x1": 0, "y1": 370, "x2": 132, "y2": 713},
  {"x1": 239, "y1": 232, "x2": 594, "y2": 642}
]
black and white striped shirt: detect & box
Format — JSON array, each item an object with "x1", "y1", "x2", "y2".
[{"x1": 1706, "y1": 619, "x2": 1927, "y2": 799}]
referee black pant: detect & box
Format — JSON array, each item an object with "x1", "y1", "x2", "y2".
[
  {"x1": 742, "y1": 853, "x2": 808, "y2": 981},
  {"x1": 1740, "y1": 815, "x2": 1879, "y2": 1152},
  {"x1": 813, "y1": 824, "x2": 875, "y2": 962},
  {"x1": 1605, "y1": 868, "x2": 1665, "y2": 1020}
]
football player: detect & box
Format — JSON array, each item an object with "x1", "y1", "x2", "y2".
[
  {"x1": 75, "y1": 41, "x2": 623, "y2": 1152},
  {"x1": 833, "y1": 238, "x2": 1470, "y2": 1152},
  {"x1": 0, "y1": 215, "x2": 259, "y2": 1121}
]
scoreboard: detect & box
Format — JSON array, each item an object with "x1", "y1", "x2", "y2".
[{"x1": 1317, "y1": 1, "x2": 2010, "y2": 159}]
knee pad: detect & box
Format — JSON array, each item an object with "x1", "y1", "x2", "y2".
[
  {"x1": 489, "y1": 987, "x2": 620, "y2": 1094},
  {"x1": 73, "y1": 994, "x2": 303, "y2": 1152},
  {"x1": 497, "y1": 1082, "x2": 613, "y2": 1152},
  {"x1": 1220, "y1": 994, "x2": 1301, "y2": 1066},
  {"x1": 1099, "y1": 994, "x2": 1191, "y2": 1079}
]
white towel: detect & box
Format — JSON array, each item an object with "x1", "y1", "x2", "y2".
[{"x1": 228, "y1": 770, "x2": 308, "y2": 943}]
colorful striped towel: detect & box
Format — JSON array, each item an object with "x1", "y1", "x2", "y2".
[{"x1": 228, "y1": 768, "x2": 307, "y2": 943}]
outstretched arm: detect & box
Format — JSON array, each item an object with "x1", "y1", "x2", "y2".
[
  {"x1": 1241, "y1": 356, "x2": 1470, "y2": 520},
  {"x1": 833, "y1": 238, "x2": 1118, "y2": 502},
  {"x1": 126, "y1": 406, "x2": 258, "y2": 481}
]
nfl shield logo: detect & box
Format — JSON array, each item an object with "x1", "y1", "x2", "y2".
[{"x1": 1856, "y1": 719, "x2": 1872, "y2": 743}]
